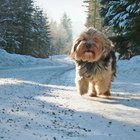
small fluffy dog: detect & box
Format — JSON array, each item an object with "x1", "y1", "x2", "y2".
[{"x1": 70, "y1": 27, "x2": 116, "y2": 97}]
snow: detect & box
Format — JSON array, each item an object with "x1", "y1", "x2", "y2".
[
  {"x1": 126, "y1": 3, "x2": 136, "y2": 13},
  {"x1": 0, "y1": 49, "x2": 68, "y2": 68},
  {"x1": 117, "y1": 55, "x2": 140, "y2": 82},
  {"x1": 0, "y1": 49, "x2": 140, "y2": 140},
  {"x1": 109, "y1": 12, "x2": 129, "y2": 28}
]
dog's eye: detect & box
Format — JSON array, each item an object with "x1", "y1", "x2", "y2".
[{"x1": 82, "y1": 38, "x2": 87, "y2": 42}]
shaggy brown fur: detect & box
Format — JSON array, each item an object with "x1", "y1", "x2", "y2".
[{"x1": 70, "y1": 27, "x2": 116, "y2": 97}]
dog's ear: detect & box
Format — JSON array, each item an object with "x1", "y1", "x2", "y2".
[
  {"x1": 103, "y1": 38, "x2": 115, "y2": 57},
  {"x1": 107, "y1": 40, "x2": 115, "y2": 52},
  {"x1": 108, "y1": 40, "x2": 114, "y2": 48},
  {"x1": 70, "y1": 39, "x2": 81, "y2": 59}
]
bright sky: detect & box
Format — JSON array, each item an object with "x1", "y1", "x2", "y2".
[{"x1": 34, "y1": 0, "x2": 87, "y2": 38}]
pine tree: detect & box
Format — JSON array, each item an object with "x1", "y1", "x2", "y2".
[
  {"x1": 50, "y1": 13, "x2": 73, "y2": 55},
  {"x1": 49, "y1": 20, "x2": 59, "y2": 55},
  {"x1": 32, "y1": 7, "x2": 51, "y2": 58},
  {"x1": 61, "y1": 13, "x2": 73, "y2": 43},
  {"x1": 0, "y1": 0, "x2": 21, "y2": 52},
  {"x1": 0, "y1": 0, "x2": 52, "y2": 58},
  {"x1": 100, "y1": 0, "x2": 140, "y2": 58},
  {"x1": 60, "y1": 13, "x2": 73, "y2": 54},
  {"x1": 0, "y1": 0, "x2": 34, "y2": 54},
  {"x1": 83, "y1": 0, "x2": 102, "y2": 29},
  {"x1": 16, "y1": 0, "x2": 34, "y2": 55}
]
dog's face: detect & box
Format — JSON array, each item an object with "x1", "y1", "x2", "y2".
[{"x1": 71, "y1": 28, "x2": 113, "y2": 62}]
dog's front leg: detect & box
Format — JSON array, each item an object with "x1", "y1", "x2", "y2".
[
  {"x1": 95, "y1": 76, "x2": 111, "y2": 96},
  {"x1": 75, "y1": 77, "x2": 89, "y2": 96},
  {"x1": 89, "y1": 82, "x2": 97, "y2": 97}
]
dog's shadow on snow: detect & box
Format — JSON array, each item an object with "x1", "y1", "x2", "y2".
[
  {"x1": 87, "y1": 94, "x2": 140, "y2": 109},
  {"x1": 84, "y1": 80, "x2": 140, "y2": 109}
]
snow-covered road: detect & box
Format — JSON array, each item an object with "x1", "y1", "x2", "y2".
[{"x1": 0, "y1": 53, "x2": 140, "y2": 140}]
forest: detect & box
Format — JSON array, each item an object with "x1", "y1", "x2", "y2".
[
  {"x1": 0, "y1": 0, "x2": 140, "y2": 59},
  {"x1": 0, "y1": 0, "x2": 72, "y2": 58}
]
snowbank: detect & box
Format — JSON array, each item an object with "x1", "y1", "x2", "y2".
[
  {"x1": 0, "y1": 49, "x2": 140, "y2": 81},
  {"x1": 0, "y1": 49, "x2": 72, "y2": 67},
  {"x1": 117, "y1": 56, "x2": 140, "y2": 81},
  {"x1": 0, "y1": 49, "x2": 50, "y2": 66}
]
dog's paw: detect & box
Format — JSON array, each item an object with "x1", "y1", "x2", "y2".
[
  {"x1": 103, "y1": 90, "x2": 111, "y2": 96},
  {"x1": 89, "y1": 92, "x2": 97, "y2": 97}
]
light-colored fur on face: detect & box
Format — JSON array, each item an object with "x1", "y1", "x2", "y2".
[{"x1": 70, "y1": 27, "x2": 116, "y2": 97}]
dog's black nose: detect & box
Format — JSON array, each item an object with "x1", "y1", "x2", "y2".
[{"x1": 86, "y1": 44, "x2": 92, "y2": 49}]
